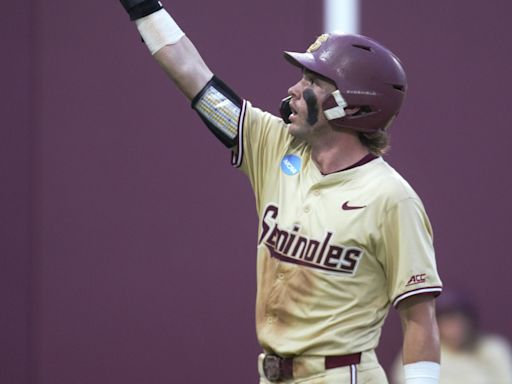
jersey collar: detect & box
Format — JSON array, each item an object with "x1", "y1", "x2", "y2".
[{"x1": 320, "y1": 153, "x2": 379, "y2": 176}]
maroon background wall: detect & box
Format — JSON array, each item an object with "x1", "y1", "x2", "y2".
[
  {"x1": 0, "y1": 2, "x2": 32, "y2": 384},
  {"x1": 2, "y1": 1, "x2": 511, "y2": 383}
]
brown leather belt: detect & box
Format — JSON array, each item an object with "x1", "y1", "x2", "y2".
[{"x1": 262, "y1": 352, "x2": 362, "y2": 382}]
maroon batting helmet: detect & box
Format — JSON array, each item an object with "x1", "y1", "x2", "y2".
[{"x1": 284, "y1": 32, "x2": 407, "y2": 133}]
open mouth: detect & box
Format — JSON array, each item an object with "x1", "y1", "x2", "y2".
[{"x1": 289, "y1": 103, "x2": 298, "y2": 117}]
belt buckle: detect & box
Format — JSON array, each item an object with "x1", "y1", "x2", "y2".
[{"x1": 263, "y1": 354, "x2": 282, "y2": 382}]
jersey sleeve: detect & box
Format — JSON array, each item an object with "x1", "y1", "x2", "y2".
[
  {"x1": 380, "y1": 197, "x2": 442, "y2": 307},
  {"x1": 231, "y1": 102, "x2": 292, "y2": 202}
]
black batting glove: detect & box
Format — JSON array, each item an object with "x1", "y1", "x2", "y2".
[{"x1": 119, "y1": 0, "x2": 163, "y2": 21}]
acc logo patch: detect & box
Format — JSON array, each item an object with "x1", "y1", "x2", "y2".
[
  {"x1": 307, "y1": 34, "x2": 329, "y2": 53},
  {"x1": 280, "y1": 154, "x2": 302, "y2": 176},
  {"x1": 406, "y1": 274, "x2": 427, "y2": 286}
]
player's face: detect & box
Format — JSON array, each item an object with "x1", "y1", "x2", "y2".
[
  {"x1": 438, "y1": 312, "x2": 474, "y2": 350},
  {"x1": 287, "y1": 69, "x2": 336, "y2": 141}
]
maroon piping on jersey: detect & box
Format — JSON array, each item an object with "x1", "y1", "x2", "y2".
[
  {"x1": 392, "y1": 286, "x2": 443, "y2": 307},
  {"x1": 231, "y1": 100, "x2": 248, "y2": 168}
]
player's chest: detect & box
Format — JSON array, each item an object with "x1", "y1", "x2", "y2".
[
  {"x1": 259, "y1": 179, "x2": 381, "y2": 269},
  {"x1": 258, "y1": 188, "x2": 380, "y2": 276},
  {"x1": 261, "y1": 170, "x2": 374, "y2": 233}
]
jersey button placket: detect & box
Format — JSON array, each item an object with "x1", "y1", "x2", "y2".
[{"x1": 303, "y1": 188, "x2": 320, "y2": 213}]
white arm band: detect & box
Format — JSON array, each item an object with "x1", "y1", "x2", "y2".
[
  {"x1": 135, "y1": 9, "x2": 185, "y2": 55},
  {"x1": 403, "y1": 361, "x2": 440, "y2": 384}
]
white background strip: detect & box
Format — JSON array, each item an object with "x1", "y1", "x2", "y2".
[{"x1": 323, "y1": 0, "x2": 360, "y2": 34}]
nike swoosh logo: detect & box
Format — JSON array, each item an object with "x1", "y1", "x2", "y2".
[{"x1": 342, "y1": 201, "x2": 367, "y2": 211}]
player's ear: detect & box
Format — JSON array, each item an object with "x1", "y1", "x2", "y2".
[
  {"x1": 323, "y1": 104, "x2": 361, "y2": 120},
  {"x1": 344, "y1": 106, "x2": 362, "y2": 117}
]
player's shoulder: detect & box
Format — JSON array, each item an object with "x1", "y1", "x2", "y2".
[
  {"x1": 245, "y1": 101, "x2": 288, "y2": 131},
  {"x1": 243, "y1": 102, "x2": 296, "y2": 146},
  {"x1": 366, "y1": 158, "x2": 423, "y2": 206}
]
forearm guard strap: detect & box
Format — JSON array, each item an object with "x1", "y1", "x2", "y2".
[{"x1": 120, "y1": 0, "x2": 163, "y2": 21}]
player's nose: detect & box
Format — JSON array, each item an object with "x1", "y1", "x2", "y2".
[{"x1": 288, "y1": 81, "x2": 302, "y2": 99}]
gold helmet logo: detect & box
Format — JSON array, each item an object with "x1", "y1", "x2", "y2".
[{"x1": 307, "y1": 34, "x2": 329, "y2": 53}]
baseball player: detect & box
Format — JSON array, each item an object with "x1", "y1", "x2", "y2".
[{"x1": 118, "y1": 1, "x2": 443, "y2": 383}]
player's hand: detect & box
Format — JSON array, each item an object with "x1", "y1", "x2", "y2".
[{"x1": 119, "y1": 0, "x2": 163, "y2": 21}]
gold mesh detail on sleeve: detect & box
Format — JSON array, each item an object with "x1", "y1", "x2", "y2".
[{"x1": 195, "y1": 86, "x2": 240, "y2": 139}]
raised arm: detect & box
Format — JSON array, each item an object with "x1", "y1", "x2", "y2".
[
  {"x1": 120, "y1": 0, "x2": 213, "y2": 100},
  {"x1": 119, "y1": 0, "x2": 242, "y2": 148},
  {"x1": 153, "y1": 38, "x2": 213, "y2": 100},
  {"x1": 398, "y1": 294, "x2": 441, "y2": 384}
]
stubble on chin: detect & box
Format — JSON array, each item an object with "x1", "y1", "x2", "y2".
[{"x1": 288, "y1": 123, "x2": 310, "y2": 141}]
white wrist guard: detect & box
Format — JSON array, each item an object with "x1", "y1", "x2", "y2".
[
  {"x1": 403, "y1": 361, "x2": 440, "y2": 384},
  {"x1": 135, "y1": 9, "x2": 185, "y2": 55}
]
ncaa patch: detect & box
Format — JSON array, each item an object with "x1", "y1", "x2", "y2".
[{"x1": 280, "y1": 154, "x2": 302, "y2": 176}]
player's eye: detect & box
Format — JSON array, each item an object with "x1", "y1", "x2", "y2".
[
  {"x1": 303, "y1": 75, "x2": 315, "y2": 86},
  {"x1": 302, "y1": 70, "x2": 315, "y2": 85}
]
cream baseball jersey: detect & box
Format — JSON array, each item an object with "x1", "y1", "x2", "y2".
[{"x1": 231, "y1": 102, "x2": 442, "y2": 356}]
